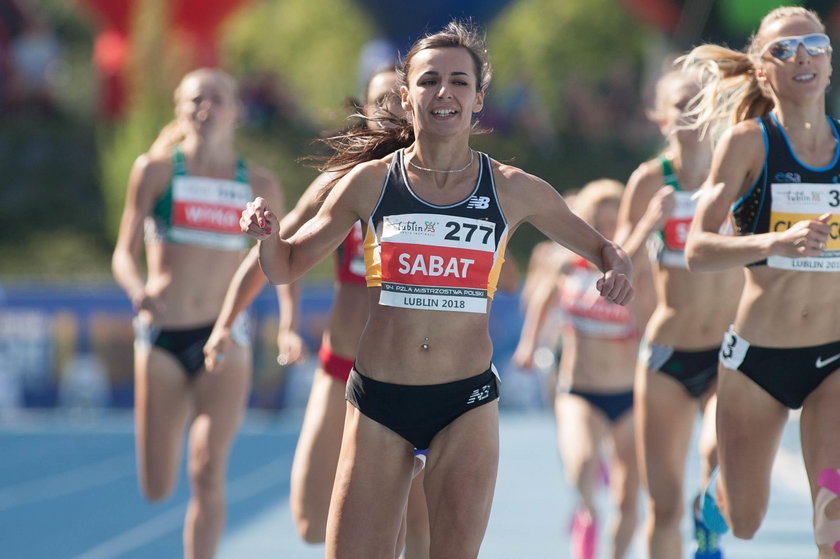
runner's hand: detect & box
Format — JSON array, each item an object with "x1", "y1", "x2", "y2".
[
  {"x1": 203, "y1": 327, "x2": 232, "y2": 373},
  {"x1": 596, "y1": 270, "x2": 633, "y2": 306},
  {"x1": 276, "y1": 328, "x2": 306, "y2": 366},
  {"x1": 241, "y1": 197, "x2": 278, "y2": 241},
  {"x1": 773, "y1": 213, "x2": 832, "y2": 257}
]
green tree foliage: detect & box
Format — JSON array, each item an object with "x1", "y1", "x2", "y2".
[
  {"x1": 475, "y1": 0, "x2": 655, "y2": 259},
  {"x1": 222, "y1": 0, "x2": 375, "y2": 127},
  {"x1": 488, "y1": 0, "x2": 647, "y2": 123},
  {"x1": 3, "y1": 0, "x2": 666, "y2": 278}
]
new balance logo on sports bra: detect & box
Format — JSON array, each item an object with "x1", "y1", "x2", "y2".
[{"x1": 466, "y1": 196, "x2": 490, "y2": 209}]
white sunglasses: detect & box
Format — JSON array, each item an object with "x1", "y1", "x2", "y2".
[{"x1": 758, "y1": 33, "x2": 832, "y2": 60}]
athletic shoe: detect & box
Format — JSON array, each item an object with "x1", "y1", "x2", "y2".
[
  {"x1": 693, "y1": 505, "x2": 723, "y2": 558},
  {"x1": 701, "y1": 467, "x2": 730, "y2": 535},
  {"x1": 570, "y1": 508, "x2": 596, "y2": 559}
]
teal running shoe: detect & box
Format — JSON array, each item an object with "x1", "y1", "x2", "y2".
[
  {"x1": 701, "y1": 467, "x2": 730, "y2": 535},
  {"x1": 693, "y1": 508, "x2": 723, "y2": 558}
]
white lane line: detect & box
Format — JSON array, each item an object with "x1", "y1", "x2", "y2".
[
  {"x1": 0, "y1": 453, "x2": 135, "y2": 511},
  {"x1": 72, "y1": 456, "x2": 288, "y2": 559}
]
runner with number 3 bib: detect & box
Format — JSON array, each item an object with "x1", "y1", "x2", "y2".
[{"x1": 681, "y1": 6, "x2": 840, "y2": 557}]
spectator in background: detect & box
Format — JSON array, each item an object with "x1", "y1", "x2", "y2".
[
  {"x1": 0, "y1": 0, "x2": 28, "y2": 113},
  {"x1": 492, "y1": 69, "x2": 559, "y2": 157},
  {"x1": 10, "y1": 11, "x2": 62, "y2": 116},
  {"x1": 239, "y1": 70, "x2": 301, "y2": 129},
  {"x1": 357, "y1": 37, "x2": 398, "y2": 97}
]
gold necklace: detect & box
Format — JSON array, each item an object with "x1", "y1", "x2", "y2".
[{"x1": 408, "y1": 149, "x2": 474, "y2": 173}]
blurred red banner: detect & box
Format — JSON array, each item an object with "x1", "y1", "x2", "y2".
[
  {"x1": 79, "y1": 0, "x2": 136, "y2": 117},
  {"x1": 171, "y1": 0, "x2": 253, "y2": 66},
  {"x1": 618, "y1": 0, "x2": 680, "y2": 32},
  {"x1": 78, "y1": 0, "x2": 252, "y2": 117}
]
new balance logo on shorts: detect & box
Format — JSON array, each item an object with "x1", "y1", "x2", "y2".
[
  {"x1": 466, "y1": 196, "x2": 490, "y2": 210},
  {"x1": 467, "y1": 384, "x2": 491, "y2": 404}
]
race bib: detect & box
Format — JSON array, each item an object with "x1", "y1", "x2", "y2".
[
  {"x1": 348, "y1": 223, "x2": 366, "y2": 277},
  {"x1": 341, "y1": 222, "x2": 366, "y2": 278},
  {"x1": 166, "y1": 175, "x2": 252, "y2": 250},
  {"x1": 378, "y1": 213, "x2": 496, "y2": 313},
  {"x1": 767, "y1": 183, "x2": 840, "y2": 271},
  {"x1": 663, "y1": 190, "x2": 695, "y2": 250},
  {"x1": 660, "y1": 190, "x2": 696, "y2": 268},
  {"x1": 719, "y1": 327, "x2": 748, "y2": 371}
]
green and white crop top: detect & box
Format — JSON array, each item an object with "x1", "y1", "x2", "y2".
[
  {"x1": 651, "y1": 156, "x2": 696, "y2": 269},
  {"x1": 144, "y1": 147, "x2": 253, "y2": 251}
]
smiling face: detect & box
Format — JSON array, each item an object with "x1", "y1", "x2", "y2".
[
  {"x1": 174, "y1": 71, "x2": 239, "y2": 140},
  {"x1": 400, "y1": 47, "x2": 484, "y2": 136},
  {"x1": 754, "y1": 15, "x2": 832, "y2": 103}
]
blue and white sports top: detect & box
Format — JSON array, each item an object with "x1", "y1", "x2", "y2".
[{"x1": 733, "y1": 114, "x2": 840, "y2": 271}]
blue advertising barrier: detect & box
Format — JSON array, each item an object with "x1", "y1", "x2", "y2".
[{"x1": 0, "y1": 283, "x2": 528, "y2": 411}]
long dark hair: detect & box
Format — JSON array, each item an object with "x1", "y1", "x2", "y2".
[{"x1": 312, "y1": 20, "x2": 491, "y2": 179}]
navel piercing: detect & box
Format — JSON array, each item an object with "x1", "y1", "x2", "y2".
[{"x1": 421, "y1": 337, "x2": 430, "y2": 350}]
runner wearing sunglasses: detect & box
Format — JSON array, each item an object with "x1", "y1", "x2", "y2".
[
  {"x1": 759, "y1": 32, "x2": 831, "y2": 61},
  {"x1": 680, "y1": 6, "x2": 840, "y2": 557}
]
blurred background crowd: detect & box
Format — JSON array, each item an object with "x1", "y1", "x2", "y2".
[{"x1": 1, "y1": 0, "x2": 839, "y2": 416}]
